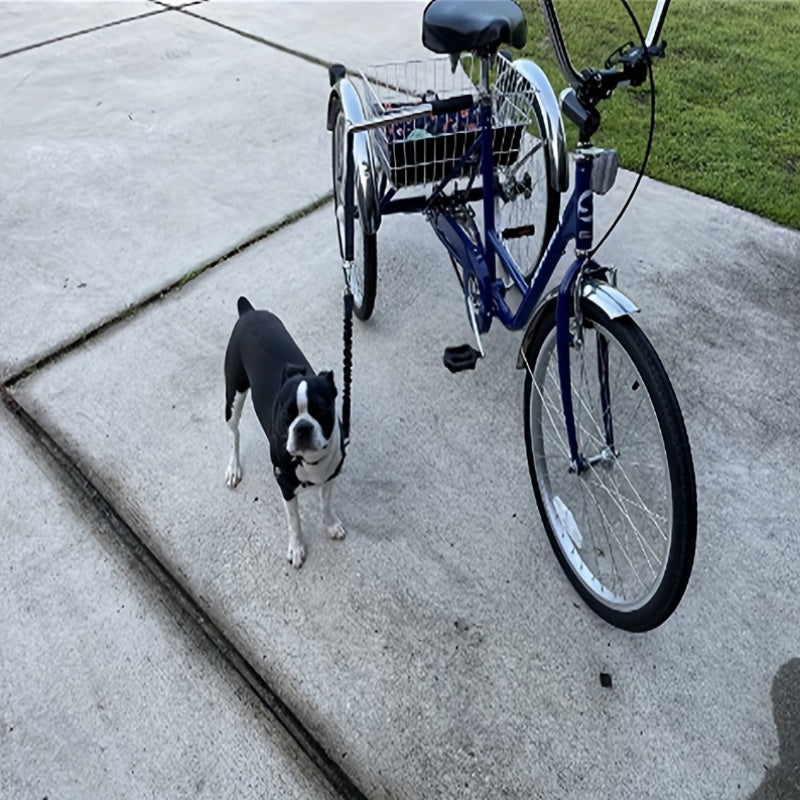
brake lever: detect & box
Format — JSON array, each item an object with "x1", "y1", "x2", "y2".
[
  {"x1": 604, "y1": 40, "x2": 667, "y2": 87},
  {"x1": 605, "y1": 41, "x2": 636, "y2": 70},
  {"x1": 605, "y1": 40, "x2": 667, "y2": 70}
]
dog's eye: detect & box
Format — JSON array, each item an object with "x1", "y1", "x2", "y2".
[{"x1": 308, "y1": 400, "x2": 325, "y2": 419}]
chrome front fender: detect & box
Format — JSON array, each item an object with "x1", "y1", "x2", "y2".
[
  {"x1": 582, "y1": 278, "x2": 640, "y2": 319},
  {"x1": 327, "y1": 79, "x2": 381, "y2": 238},
  {"x1": 516, "y1": 280, "x2": 639, "y2": 368},
  {"x1": 509, "y1": 59, "x2": 568, "y2": 194}
]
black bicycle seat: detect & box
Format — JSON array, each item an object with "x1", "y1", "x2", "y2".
[{"x1": 422, "y1": 0, "x2": 527, "y2": 55}]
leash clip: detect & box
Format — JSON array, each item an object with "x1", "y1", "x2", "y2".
[{"x1": 342, "y1": 260, "x2": 355, "y2": 297}]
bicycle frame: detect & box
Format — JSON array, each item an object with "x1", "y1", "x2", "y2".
[
  {"x1": 420, "y1": 105, "x2": 615, "y2": 470},
  {"x1": 328, "y1": 0, "x2": 697, "y2": 632},
  {"x1": 337, "y1": 52, "x2": 640, "y2": 472},
  {"x1": 425, "y1": 134, "x2": 597, "y2": 333}
]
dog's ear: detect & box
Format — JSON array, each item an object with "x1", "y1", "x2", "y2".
[
  {"x1": 282, "y1": 364, "x2": 306, "y2": 382},
  {"x1": 318, "y1": 370, "x2": 337, "y2": 398}
]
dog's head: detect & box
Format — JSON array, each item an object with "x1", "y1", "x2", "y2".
[{"x1": 279, "y1": 366, "x2": 338, "y2": 459}]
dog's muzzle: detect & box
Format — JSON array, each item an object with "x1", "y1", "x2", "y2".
[{"x1": 287, "y1": 417, "x2": 328, "y2": 456}]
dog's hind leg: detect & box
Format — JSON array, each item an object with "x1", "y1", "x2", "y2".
[
  {"x1": 284, "y1": 496, "x2": 306, "y2": 568},
  {"x1": 225, "y1": 389, "x2": 248, "y2": 488},
  {"x1": 321, "y1": 482, "x2": 346, "y2": 540}
]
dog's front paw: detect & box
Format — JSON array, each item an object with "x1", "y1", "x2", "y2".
[
  {"x1": 287, "y1": 540, "x2": 306, "y2": 569},
  {"x1": 325, "y1": 519, "x2": 346, "y2": 540},
  {"x1": 225, "y1": 457, "x2": 242, "y2": 489}
]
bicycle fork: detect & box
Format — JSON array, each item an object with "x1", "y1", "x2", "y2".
[{"x1": 554, "y1": 156, "x2": 619, "y2": 474}]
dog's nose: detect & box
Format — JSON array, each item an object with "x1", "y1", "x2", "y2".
[
  {"x1": 290, "y1": 419, "x2": 317, "y2": 452},
  {"x1": 293, "y1": 419, "x2": 314, "y2": 439}
]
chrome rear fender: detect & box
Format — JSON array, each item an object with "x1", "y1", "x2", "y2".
[
  {"x1": 327, "y1": 79, "x2": 381, "y2": 239},
  {"x1": 509, "y1": 59, "x2": 568, "y2": 194}
]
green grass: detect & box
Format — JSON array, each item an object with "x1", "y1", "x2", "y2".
[{"x1": 516, "y1": 0, "x2": 800, "y2": 228}]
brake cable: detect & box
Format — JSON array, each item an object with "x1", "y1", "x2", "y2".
[{"x1": 589, "y1": 0, "x2": 658, "y2": 257}]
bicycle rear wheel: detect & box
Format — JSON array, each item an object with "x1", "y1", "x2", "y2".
[
  {"x1": 522, "y1": 301, "x2": 696, "y2": 631},
  {"x1": 331, "y1": 98, "x2": 377, "y2": 321},
  {"x1": 493, "y1": 59, "x2": 560, "y2": 280}
]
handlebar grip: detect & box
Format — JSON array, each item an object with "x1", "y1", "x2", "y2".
[{"x1": 430, "y1": 94, "x2": 474, "y2": 115}]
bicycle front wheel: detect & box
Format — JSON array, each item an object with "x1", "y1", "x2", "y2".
[{"x1": 522, "y1": 302, "x2": 696, "y2": 631}]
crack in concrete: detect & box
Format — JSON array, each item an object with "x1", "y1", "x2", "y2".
[
  {"x1": 177, "y1": 7, "x2": 333, "y2": 69},
  {"x1": 0, "y1": 1, "x2": 330, "y2": 68}
]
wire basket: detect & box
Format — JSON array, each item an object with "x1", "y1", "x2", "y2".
[{"x1": 353, "y1": 55, "x2": 533, "y2": 189}]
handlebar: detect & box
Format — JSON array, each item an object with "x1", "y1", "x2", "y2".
[
  {"x1": 538, "y1": 0, "x2": 670, "y2": 92},
  {"x1": 579, "y1": 40, "x2": 666, "y2": 102},
  {"x1": 537, "y1": 0, "x2": 670, "y2": 138}
]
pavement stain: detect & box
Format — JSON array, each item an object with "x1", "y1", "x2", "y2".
[{"x1": 749, "y1": 658, "x2": 800, "y2": 799}]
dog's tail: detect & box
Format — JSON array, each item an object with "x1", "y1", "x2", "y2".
[{"x1": 237, "y1": 296, "x2": 254, "y2": 316}]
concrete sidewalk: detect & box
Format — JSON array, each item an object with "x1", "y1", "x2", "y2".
[{"x1": 2, "y1": 2, "x2": 799, "y2": 799}]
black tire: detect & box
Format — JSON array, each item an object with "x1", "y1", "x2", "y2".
[
  {"x1": 351, "y1": 224, "x2": 377, "y2": 322},
  {"x1": 331, "y1": 98, "x2": 378, "y2": 321},
  {"x1": 522, "y1": 301, "x2": 696, "y2": 631}
]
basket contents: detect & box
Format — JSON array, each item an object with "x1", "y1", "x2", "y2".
[
  {"x1": 355, "y1": 57, "x2": 532, "y2": 188},
  {"x1": 384, "y1": 100, "x2": 480, "y2": 142},
  {"x1": 380, "y1": 96, "x2": 523, "y2": 187}
]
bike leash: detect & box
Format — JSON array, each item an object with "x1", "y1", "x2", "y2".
[{"x1": 341, "y1": 283, "x2": 354, "y2": 449}]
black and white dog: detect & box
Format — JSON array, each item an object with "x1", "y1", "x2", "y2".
[{"x1": 224, "y1": 297, "x2": 346, "y2": 568}]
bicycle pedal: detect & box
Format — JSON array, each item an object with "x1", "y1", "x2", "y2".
[{"x1": 443, "y1": 344, "x2": 482, "y2": 373}]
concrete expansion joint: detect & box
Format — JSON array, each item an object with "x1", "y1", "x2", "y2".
[
  {"x1": 1, "y1": 193, "x2": 333, "y2": 389},
  {"x1": 177, "y1": 7, "x2": 331, "y2": 69},
  {"x1": 0, "y1": 6, "x2": 172, "y2": 60},
  {"x1": 0, "y1": 0, "x2": 334, "y2": 64},
  {"x1": 0, "y1": 383, "x2": 371, "y2": 800}
]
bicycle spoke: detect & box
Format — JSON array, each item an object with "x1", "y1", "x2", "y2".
[
  {"x1": 580, "y1": 470, "x2": 663, "y2": 579},
  {"x1": 523, "y1": 306, "x2": 691, "y2": 624},
  {"x1": 575, "y1": 478, "x2": 644, "y2": 596}
]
